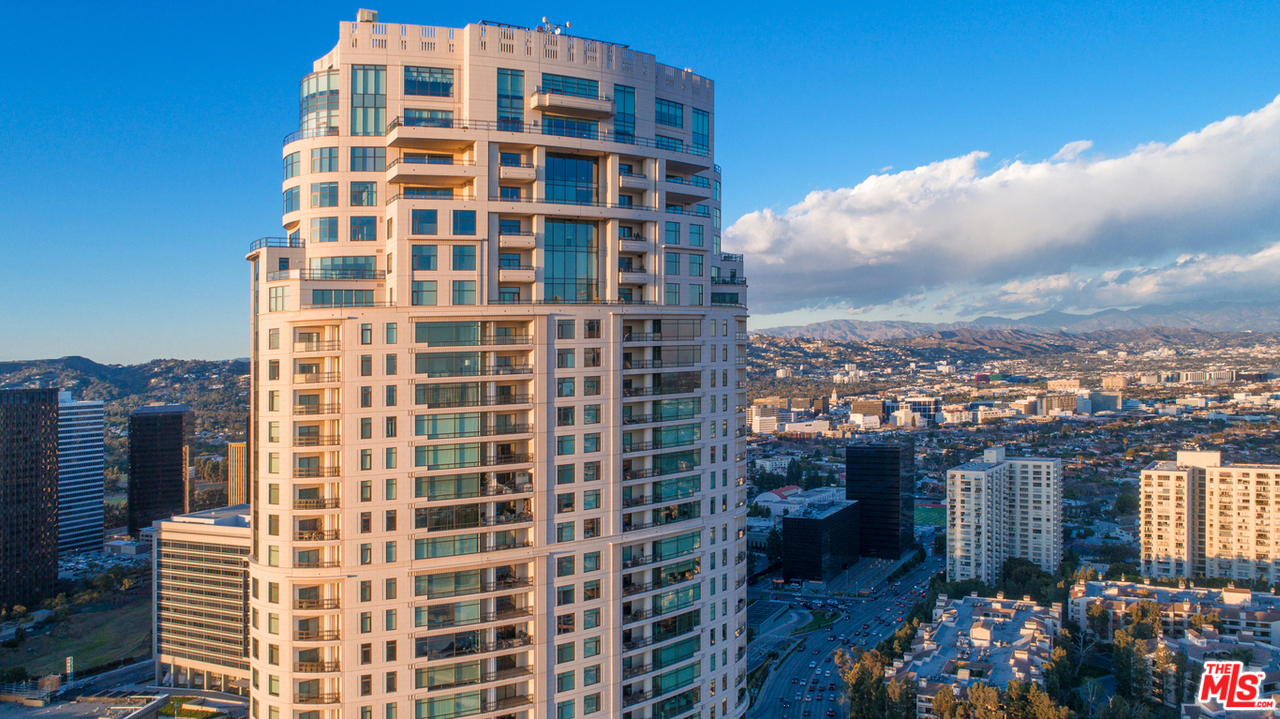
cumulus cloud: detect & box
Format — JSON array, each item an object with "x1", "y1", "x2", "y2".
[{"x1": 726, "y1": 94, "x2": 1280, "y2": 315}]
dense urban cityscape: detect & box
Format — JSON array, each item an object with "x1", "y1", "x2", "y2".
[{"x1": 4, "y1": 8, "x2": 1280, "y2": 719}]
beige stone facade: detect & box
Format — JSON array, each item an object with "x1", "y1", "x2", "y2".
[{"x1": 244, "y1": 13, "x2": 748, "y2": 719}]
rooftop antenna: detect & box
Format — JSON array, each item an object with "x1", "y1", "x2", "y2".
[{"x1": 541, "y1": 17, "x2": 572, "y2": 36}]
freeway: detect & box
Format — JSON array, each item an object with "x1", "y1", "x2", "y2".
[{"x1": 748, "y1": 556, "x2": 946, "y2": 719}]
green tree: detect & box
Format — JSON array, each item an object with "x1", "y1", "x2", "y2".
[
  {"x1": 967, "y1": 683, "x2": 1003, "y2": 719},
  {"x1": 746, "y1": 504, "x2": 771, "y2": 519},
  {"x1": 933, "y1": 685, "x2": 959, "y2": 719},
  {"x1": 887, "y1": 678, "x2": 916, "y2": 719},
  {"x1": 1087, "y1": 603, "x2": 1112, "y2": 641},
  {"x1": 766, "y1": 527, "x2": 783, "y2": 567}
]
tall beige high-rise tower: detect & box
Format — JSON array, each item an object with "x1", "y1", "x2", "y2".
[{"x1": 245, "y1": 12, "x2": 749, "y2": 719}]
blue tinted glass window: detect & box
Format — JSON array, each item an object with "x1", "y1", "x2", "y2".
[
  {"x1": 544, "y1": 220, "x2": 597, "y2": 303},
  {"x1": 500, "y1": 187, "x2": 522, "y2": 201},
  {"x1": 310, "y1": 217, "x2": 338, "y2": 243},
  {"x1": 452, "y1": 281, "x2": 476, "y2": 306},
  {"x1": 404, "y1": 109, "x2": 453, "y2": 128},
  {"x1": 351, "y1": 217, "x2": 377, "y2": 242},
  {"x1": 351, "y1": 182, "x2": 377, "y2": 206},
  {"x1": 497, "y1": 69, "x2": 524, "y2": 130},
  {"x1": 452, "y1": 246, "x2": 476, "y2": 271},
  {"x1": 499, "y1": 219, "x2": 522, "y2": 234},
  {"x1": 665, "y1": 222, "x2": 680, "y2": 245},
  {"x1": 412, "y1": 281, "x2": 437, "y2": 306},
  {"x1": 284, "y1": 187, "x2": 300, "y2": 214},
  {"x1": 351, "y1": 147, "x2": 386, "y2": 171},
  {"x1": 689, "y1": 225, "x2": 704, "y2": 247},
  {"x1": 311, "y1": 182, "x2": 338, "y2": 208},
  {"x1": 656, "y1": 99, "x2": 684, "y2": 128},
  {"x1": 284, "y1": 152, "x2": 301, "y2": 179},
  {"x1": 412, "y1": 245, "x2": 437, "y2": 270},
  {"x1": 656, "y1": 136, "x2": 683, "y2": 152},
  {"x1": 405, "y1": 67, "x2": 454, "y2": 97},
  {"x1": 614, "y1": 85, "x2": 635, "y2": 140},
  {"x1": 351, "y1": 65, "x2": 386, "y2": 137},
  {"x1": 412, "y1": 210, "x2": 438, "y2": 235},
  {"x1": 452, "y1": 211, "x2": 476, "y2": 236},
  {"x1": 542, "y1": 74, "x2": 599, "y2": 98},
  {"x1": 546, "y1": 155, "x2": 597, "y2": 205},
  {"x1": 543, "y1": 116, "x2": 598, "y2": 140},
  {"x1": 665, "y1": 252, "x2": 680, "y2": 276},
  {"x1": 692, "y1": 109, "x2": 710, "y2": 152},
  {"x1": 311, "y1": 147, "x2": 338, "y2": 172}
]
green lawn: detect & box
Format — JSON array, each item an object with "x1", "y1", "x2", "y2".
[
  {"x1": 915, "y1": 507, "x2": 947, "y2": 526},
  {"x1": 792, "y1": 609, "x2": 842, "y2": 635},
  {"x1": 0, "y1": 596, "x2": 152, "y2": 675}
]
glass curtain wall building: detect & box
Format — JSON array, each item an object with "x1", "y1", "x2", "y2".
[{"x1": 244, "y1": 13, "x2": 748, "y2": 719}]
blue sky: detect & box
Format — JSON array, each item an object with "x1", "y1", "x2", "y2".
[{"x1": 4, "y1": 0, "x2": 1280, "y2": 363}]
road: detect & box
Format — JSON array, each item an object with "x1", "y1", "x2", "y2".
[{"x1": 748, "y1": 556, "x2": 946, "y2": 719}]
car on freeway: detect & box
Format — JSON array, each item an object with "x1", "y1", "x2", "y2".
[{"x1": 809, "y1": 661, "x2": 817, "y2": 668}]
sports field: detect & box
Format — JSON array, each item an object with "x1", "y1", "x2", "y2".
[{"x1": 914, "y1": 506, "x2": 946, "y2": 526}]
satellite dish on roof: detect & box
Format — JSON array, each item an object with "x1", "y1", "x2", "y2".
[{"x1": 542, "y1": 16, "x2": 548, "y2": 23}]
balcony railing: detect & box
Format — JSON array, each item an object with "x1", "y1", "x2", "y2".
[
  {"x1": 622, "y1": 411, "x2": 699, "y2": 426},
  {"x1": 294, "y1": 529, "x2": 340, "y2": 542},
  {"x1": 418, "y1": 512, "x2": 534, "y2": 533},
  {"x1": 294, "y1": 693, "x2": 341, "y2": 705},
  {"x1": 488, "y1": 195, "x2": 658, "y2": 211},
  {"x1": 622, "y1": 386, "x2": 699, "y2": 398},
  {"x1": 295, "y1": 341, "x2": 340, "y2": 352},
  {"x1": 623, "y1": 332, "x2": 700, "y2": 343},
  {"x1": 384, "y1": 116, "x2": 713, "y2": 159},
  {"x1": 301, "y1": 301, "x2": 396, "y2": 310},
  {"x1": 295, "y1": 372, "x2": 341, "y2": 384},
  {"x1": 250, "y1": 237, "x2": 304, "y2": 252},
  {"x1": 388, "y1": 192, "x2": 477, "y2": 204},
  {"x1": 293, "y1": 498, "x2": 339, "y2": 510},
  {"x1": 284, "y1": 126, "x2": 340, "y2": 144},
  {"x1": 425, "y1": 607, "x2": 536, "y2": 631},
  {"x1": 387, "y1": 157, "x2": 476, "y2": 169},
  {"x1": 623, "y1": 690, "x2": 654, "y2": 708},
  {"x1": 294, "y1": 630, "x2": 341, "y2": 642},
  {"x1": 622, "y1": 544, "x2": 699, "y2": 569},
  {"x1": 415, "y1": 634, "x2": 533, "y2": 661},
  {"x1": 619, "y1": 170, "x2": 647, "y2": 179},
  {"x1": 294, "y1": 467, "x2": 341, "y2": 478},
  {"x1": 420, "y1": 393, "x2": 532, "y2": 409},
  {"x1": 499, "y1": 264, "x2": 535, "y2": 272},
  {"x1": 622, "y1": 462, "x2": 700, "y2": 481},
  {"x1": 293, "y1": 661, "x2": 340, "y2": 673},
  {"x1": 294, "y1": 598, "x2": 340, "y2": 610},
  {"x1": 268, "y1": 269, "x2": 386, "y2": 281},
  {"x1": 623, "y1": 437, "x2": 700, "y2": 454},
  {"x1": 420, "y1": 576, "x2": 533, "y2": 600},
  {"x1": 664, "y1": 175, "x2": 711, "y2": 188},
  {"x1": 294, "y1": 559, "x2": 341, "y2": 569},
  {"x1": 621, "y1": 488, "x2": 698, "y2": 507},
  {"x1": 492, "y1": 297, "x2": 658, "y2": 306},
  {"x1": 711, "y1": 277, "x2": 747, "y2": 286},
  {"x1": 623, "y1": 663, "x2": 655, "y2": 678},
  {"x1": 294, "y1": 435, "x2": 341, "y2": 447},
  {"x1": 622, "y1": 359, "x2": 697, "y2": 370},
  {"x1": 721, "y1": 253, "x2": 744, "y2": 263},
  {"x1": 666, "y1": 206, "x2": 711, "y2": 217}
]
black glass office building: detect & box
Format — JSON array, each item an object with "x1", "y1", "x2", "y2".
[
  {"x1": 0, "y1": 388, "x2": 60, "y2": 606},
  {"x1": 128, "y1": 404, "x2": 193, "y2": 536},
  {"x1": 845, "y1": 439, "x2": 915, "y2": 559}
]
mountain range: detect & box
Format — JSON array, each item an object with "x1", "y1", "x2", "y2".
[{"x1": 755, "y1": 301, "x2": 1280, "y2": 341}]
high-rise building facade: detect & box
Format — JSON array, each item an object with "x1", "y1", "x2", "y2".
[
  {"x1": 1139, "y1": 451, "x2": 1280, "y2": 582},
  {"x1": 153, "y1": 505, "x2": 252, "y2": 694},
  {"x1": 129, "y1": 404, "x2": 194, "y2": 537},
  {"x1": 59, "y1": 391, "x2": 105, "y2": 554},
  {"x1": 0, "y1": 388, "x2": 60, "y2": 607},
  {"x1": 845, "y1": 439, "x2": 915, "y2": 559},
  {"x1": 229, "y1": 441, "x2": 249, "y2": 506},
  {"x1": 245, "y1": 13, "x2": 748, "y2": 719},
  {"x1": 945, "y1": 448, "x2": 1062, "y2": 584}
]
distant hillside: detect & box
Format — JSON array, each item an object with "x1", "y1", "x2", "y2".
[
  {"x1": 885, "y1": 327, "x2": 1273, "y2": 357},
  {"x1": 756, "y1": 301, "x2": 1280, "y2": 340}
]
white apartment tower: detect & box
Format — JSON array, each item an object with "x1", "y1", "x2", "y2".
[
  {"x1": 245, "y1": 13, "x2": 749, "y2": 719},
  {"x1": 58, "y1": 391, "x2": 105, "y2": 554},
  {"x1": 1141, "y1": 451, "x2": 1280, "y2": 583},
  {"x1": 946, "y1": 447, "x2": 1062, "y2": 583}
]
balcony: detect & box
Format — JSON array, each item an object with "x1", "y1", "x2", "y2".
[
  {"x1": 284, "y1": 126, "x2": 340, "y2": 145},
  {"x1": 623, "y1": 437, "x2": 699, "y2": 455},
  {"x1": 419, "y1": 393, "x2": 533, "y2": 410},
  {"x1": 499, "y1": 163, "x2": 537, "y2": 181},
  {"x1": 623, "y1": 690, "x2": 654, "y2": 708},
  {"x1": 619, "y1": 236, "x2": 649, "y2": 253},
  {"x1": 387, "y1": 191, "x2": 477, "y2": 204},
  {"x1": 417, "y1": 453, "x2": 534, "y2": 472},
  {"x1": 425, "y1": 606, "x2": 536, "y2": 631},
  {"x1": 420, "y1": 576, "x2": 533, "y2": 600},
  {"x1": 294, "y1": 598, "x2": 340, "y2": 610},
  {"x1": 385, "y1": 116, "x2": 711, "y2": 161},
  {"x1": 622, "y1": 359, "x2": 697, "y2": 371},
  {"x1": 623, "y1": 663, "x2": 655, "y2": 679},
  {"x1": 623, "y1": 385, "x2": 699, "y2": 398},
  {"x1": 294, "y1": 693, "x2": 341, "y2": 705},
  {"x1": 294, "y1": 661, "x2": 340, "y2": 673},
  {"x1": 387, "y1": 157, "x2": 480, "y2": 184},
  {"x1": 623, "y1": 332, "x2": 699, "y2": 343},
  {"x1": 619, "y1": 268, "x2": 649, "y2": 284},
  {"x1": 295, "y1": 341, "x2": 340, "y2": 353},
  {"x1": 622, "y1": 462, "x2": 699, "y2": 481},
  {"x1": 622, "y1": 411, "x2": 699, "y2": 426},
  {"x1": 294, "y1": 403, "x2": 341, "y2": 416},
  {"x1": 663, "y1": 175, "x2": 712, "y2": 202},
  {"x1": 294, "y1": 435, "x2": 340, "y2": 447},
  {"x1": 666, "y1": 205, "x2": 711, "y2": 218},
  {"x1": 498, "y1": 265, "x2": 536, "y2": 283},
  {"x1": 294, "y1": 559, "x2": 342, "y2": 569},
  {"x1": 529, "y1": 87, "x2": 615, "y2": 118},
  {"x1": 294, "y1": 466, "x2": 341, "y2": 479},
  {"x1": 294, "y1": 529, "x2": 340, "y2": 542},
  {"x1": 293, "y1": 498, "x2": 340, "y2": 510},
  {"x1": 267, "y1": 269, "x2": 386, "y2": 281},
  {"x1": 721, "y1": 253, "x2": 744, "y2": 263},
  {"x1": 295, "y1": 372, "x2": 340, "y2": 384},
  {"x1": 415, "y1": 633, "x2": 534, "y2": 661},
  {"x1": 620, "y1": 172, "x2": 649, "y2": 191},
  {"x1": 249, "y1": 237, "x2": 304, "y2": 252},
  {"x1": 622, "y1": 488, "x2": 698, "y2": 507},
  {"x1": 498, "y1": 231, "x2": 536, "y2": 250},
  {"x1": 294, "y1": 630, "x2": 341, "y2": 642},
  {"x1": 712, "y1": 276, "x2": 747, "y2": 286}
]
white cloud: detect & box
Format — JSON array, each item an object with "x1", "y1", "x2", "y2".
[
  {"x1": 1051, "y1": 140, "x2": 1093, "y2": 161},
  {"x1": 726, "y1": 94, "x2": 1280, "y2": 315}
]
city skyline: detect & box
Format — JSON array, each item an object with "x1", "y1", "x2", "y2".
[{"x1": 6, "y1": 1, "x2": 1280, "y2": 363}]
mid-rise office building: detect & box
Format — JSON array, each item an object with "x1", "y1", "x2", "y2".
[
  {"x1": 128, "y1": 404, "x2": 194, "y2": 537},
  {"x1": 59, "y1": 391, "x2": 105, "y2": 554},
  {"x1": 153, "y1": 505, "x2": 251, "y2": 694},
  {"x1": 1139, "y1": 451, "x2": 1280, "y2": 583},
  {"x1": 245, "y1": 13, "x2": 747, "y2": 719},
  {"x1": 0, "y1": 388, "x2": 60, "y2": 607},
  {"x1": 228, "y1": 441, "x2": 249, "y2": 506},
  {"x1": 780, "y1": 499, "x2": 859, "y2": 583},
  {"x1": 945, "y1": 447, "x2": 1062, "y2": 583},
  {"x1": 846, "y1": 439, "x2": 915, "y2": 559}
]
